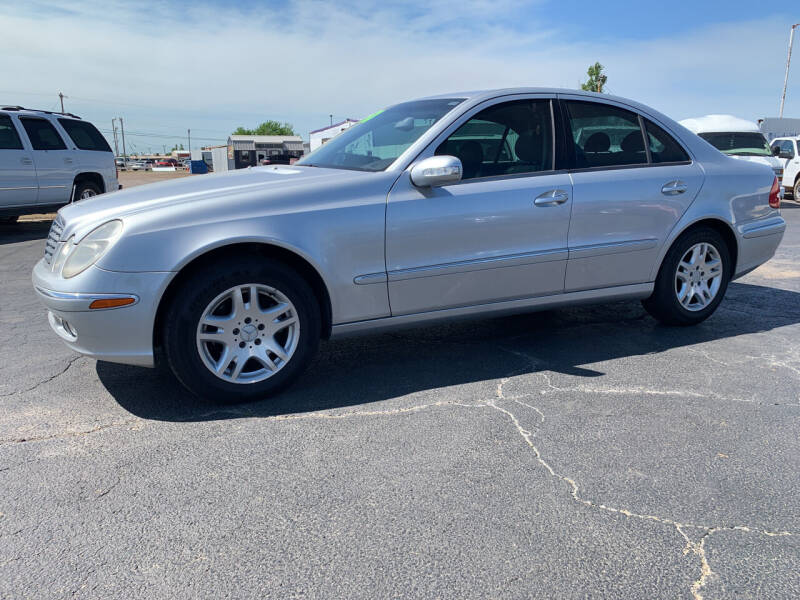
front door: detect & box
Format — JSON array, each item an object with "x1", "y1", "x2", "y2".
[
  {"x1": 561, "y1": 97, "x2": 704, "y2": 291},
  {"x1": 0, "y1": 113, "x2": 37, "y2": 207},
  {"x1": 18, "y1": 116, "x2": 74, "y2": 205},
  {"x1": 386, "y1": 98, "x2": 572, "y2": 315}
]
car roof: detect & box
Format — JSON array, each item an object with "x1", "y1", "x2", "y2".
[
  {"x1": 0, "y1": 106, "x2": 82, "y2": 119},
  {"x1": 678, "y1": 114, "x2": 760, "y2": 134}
]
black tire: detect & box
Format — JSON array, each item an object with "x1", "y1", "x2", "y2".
[
  {"x1": 642, "y1": 227, "x2": 732, "y2": 326},
  {"x1": 163, "y1": 257, "x2": 321, "y2": 403},
  {"x1": 73, "y1": 180, "x2": 102, "y2": 201}
]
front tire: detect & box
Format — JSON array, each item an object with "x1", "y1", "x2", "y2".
[
  {"x1": 642, "y1": 227, "x2": 731, "y2": 326},
  {"x1": 163, "y1": 257, "x2": 321, "y2": 402}
]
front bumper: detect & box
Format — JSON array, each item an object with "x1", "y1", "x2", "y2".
[{"x1": 32, "y1": 258, "x2": 173, "y2": 367}]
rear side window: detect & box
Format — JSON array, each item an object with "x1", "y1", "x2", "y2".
[
  {"x1": 0, "y1": 114, "x2": 23, "y2": 150},
  {"x1": 58, "y1": 118, "x2": 112, "y2": 152},
  {"x1": 436, "y1": 99, "x2": 553, "y2": 180},
  {"x1": 565, "y1": 101, "x2": 647, "y2": 168},
  {"x1": 644, "y1": 119, "x2": 690, "y2": 163},
  {"x1": 19, "y1": 117, "x2": 67, "y2": 150}
]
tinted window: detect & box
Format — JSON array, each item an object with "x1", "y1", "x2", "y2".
[
  {"x1": 565, "y1": 101, "x2": 647, "y2": 168},
  {"x1": 645, "y1": 119, "x2": 690, "y2": 163},
  {"x1": 697, "y1": 132, "x2": 771, "y2": 157},
  {"x1": 58, "y1": 119, "x2": 111, "y2": 152},
  {"x1": 0, "y1": 114, "x2": 23, "y2": 150},
  {"x1": 19, "y1": 117, "x2": 67, "y2": 151},
  {"x1": 781, "y1": 140, "x2": 795, "y2": 157},
  {"x1": 296, "y1": 98, "x2": 464, "y2": 171},
  {"x1": 436, "y1": 100, "x2": 553, "y2": 180}
]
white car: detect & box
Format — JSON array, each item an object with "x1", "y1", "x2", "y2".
[
  {"x1": 0, "y1": 106, "x2": 118, "y2": 220},
  {"x1": 769, "y1": 136, "x2": 800, "y2": 198},
  {"x1": 679, "y1": 115, "x2": 784, "y2": 191}
]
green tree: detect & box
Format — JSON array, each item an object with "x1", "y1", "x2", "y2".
[
  {"x1": 232, "y1": 120, "x2": 295, "y2": 136},
  {"x1": 581, "y1": 62, "x2": 608, "y2": 93},
  {"x1": 169, "y1": 143, "x2": 185, "y2": 152}
]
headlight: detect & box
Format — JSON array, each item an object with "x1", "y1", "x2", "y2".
[{"x1": 62, "y1": 220, "x2": 123, "y2": 279}]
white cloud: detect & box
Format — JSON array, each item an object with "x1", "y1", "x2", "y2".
[{"x1": 1, "y1": 0, "x2": 797, "y2": 147}]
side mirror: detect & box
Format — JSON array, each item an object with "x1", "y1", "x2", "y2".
[
  {"x1": 772, "y1": 145, "x2": 781, "y2": 156},
  {"x1": 410, "y1": 155, "x2": 462, "y2": 187}
]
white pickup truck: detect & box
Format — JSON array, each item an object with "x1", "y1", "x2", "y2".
[
  {"x1": 769, "y1": 136, "x2": 800, "y2": 199},
  {"x1": 0, "y1": 106, "x2": 118, "y2": 221},
  {"x1": 679, "y1": 114, "x2": 785, "y2": 193}
]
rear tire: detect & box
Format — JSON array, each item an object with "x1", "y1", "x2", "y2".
[
  {"x1": 163, "y1": 257, "x2": 321, "y2": 403},
  {"x1": 73, "y1": 180, "x2": 102, "y2": 201},
  {"x1": 642, "y1": 227, "x2": 731, "y2": 326}
]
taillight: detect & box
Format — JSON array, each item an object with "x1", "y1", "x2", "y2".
[{"x1": 769, "y1": 176, "x2": 781, "y2": 209}]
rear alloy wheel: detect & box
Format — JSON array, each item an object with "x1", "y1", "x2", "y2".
[
  {"x1": 74, "y1": 181, "x2": 102, "y2": 201},
  {"x1": 163, "y1": 258, "x2": 320, "y2": 402},
  {"x1": 643, "y1": 227, "x2": 731, "y2": 326}
]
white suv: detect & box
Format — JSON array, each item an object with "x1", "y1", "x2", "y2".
[
  {"x1": 770, "y1": 137, "x2": 800, "y2": 199},
  {"x1": 0, "y1": 106, "x2": 118, "y2": 221}
]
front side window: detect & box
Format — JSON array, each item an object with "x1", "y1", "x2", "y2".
[
  {"x1": 0, "y1": 114, "x2": 23, "y2": 150},
  {"x1": 435, "y1": 99, "x2": 553, "y2": 180},
  {"x1": 698, "y1": 132, "x2": 772, "y2": 157},
  {"x1": 19, "y1": 117, "x2": 67, "y2": 151},
  {"x1": 645, "y1": 119, "x2": 690, "y2": 163},
  {"x1": 565, "y1": 101, "x2": 647, "y2": 168},
  {"x1": 296, "y1": 98, "x2": 464, "y2": 171},
  {"x1": 58, "y1": 119, "x2": 112, "y2": 152},
  {"x1": 781, "y1": 140, "x2": 795, "y2": 158}
]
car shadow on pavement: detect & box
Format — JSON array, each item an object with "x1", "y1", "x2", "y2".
[
  {"x1": 0, "y1": 220, "x2": 52, "y2": 245},
  {"x1": 97, "y1": 281, "x2": 800, "y2": 422}
]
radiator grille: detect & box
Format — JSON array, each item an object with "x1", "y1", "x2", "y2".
[{"x1": 44, "y1": 217, "x2": 64, "y2": 264}]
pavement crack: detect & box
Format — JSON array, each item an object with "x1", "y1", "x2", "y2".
[
  {"x1": 488, "y1": 346, "x2": 793, "y2": 599},
  {"x1": 0, "y1": 354, "x2": 83, "y2": 398},
  {"x1": 0, "y1": 419, "x2": 140, "y2": 446}
]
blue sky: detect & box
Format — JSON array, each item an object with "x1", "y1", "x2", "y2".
[{"x1": 1, "y1": 0, "x2": 798, "y2": 153}]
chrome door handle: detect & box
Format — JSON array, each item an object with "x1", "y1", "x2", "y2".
[
  {"x1": 534, "y1": 189, "x2": 569, "y2": 206},
  {"x1": 20, "y1": 158, "x2": 33, "y2": 165},
  {"x1": 661, "y1": 180, "x2": 687, "y2": 195},
  {"x1": 64, "y1": 158, "x2": 74, "y2": 164}
]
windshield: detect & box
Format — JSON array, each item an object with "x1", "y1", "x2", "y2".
[
  {"x1": 297, "y1": 98, "x2": 465, "y2": 171},
  {"x1": 698, "y1": 132, "x2": 772, "y2": 157}
]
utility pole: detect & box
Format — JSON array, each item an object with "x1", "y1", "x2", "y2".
[
  {"x1": 58, "y1": 92, "x2": 66, "y2": 112},
  {"x1": 187, "y1": 128, "x2": 191, "y2": 155},
  {"x1": 119, "y1": 117, "x2": 127, "y2": 161},
  {"x1": 329, "y1": 114, "x2": 333, "y2": 126},
  {"x1": 111, "y1": 119, "x2": 119, "y2": 156},
  {"x1": 780, "y1": 23, "x2": 800, "y2": 118}
]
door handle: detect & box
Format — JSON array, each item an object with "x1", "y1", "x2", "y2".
[
  {"x1": 661, "y1": 180, "x2": 687, "y2": 195},
  {"x1": 64, "y1": 158, "x2": 74, "y2": 164},
  {"x1": 534, "y1": 189, "x2": 569, "y2": 206},
  {"x1": 20, "y1": 157, "x2": 33, "y2": 165}
]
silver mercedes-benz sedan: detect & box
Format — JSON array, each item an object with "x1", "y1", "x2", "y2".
[{"x1": 33, "y1": 88, "x2": 786, "y2": 402}]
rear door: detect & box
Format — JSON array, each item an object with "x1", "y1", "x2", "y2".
[
  {"x1": 560, "y1": 97, "x2": 704, "y2": 291},
  {"x1": 386, "y1": 96, "x2": 573, "y2": 315},
  {"x1": 0, "y1": 113, "x2": 38, "y2": 207},
  {"x1": 18, "y1": 116, "x2": 74, "y2": 205}
]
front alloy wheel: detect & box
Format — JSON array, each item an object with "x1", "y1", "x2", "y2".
[
  {"x1": 163, "y1": 258, "x2": 321, "y2": 402},
  {"x1": 196, "y1": 284, "x2": 299, "y2": 383}
]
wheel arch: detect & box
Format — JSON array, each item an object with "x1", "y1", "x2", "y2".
[
  {"x1": 654, "y1": 217, "x2": 738, "y2": 281},
  {"x1": 153, "y1": 241, "x2": 334, "y2": 359},
  {"x1": 73, "y1": 172, "x2": 105, "y2": 196}
]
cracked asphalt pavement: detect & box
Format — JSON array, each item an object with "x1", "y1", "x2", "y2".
[{"x1": 1, "y1": 205, "x2": 799, "y2": 599}]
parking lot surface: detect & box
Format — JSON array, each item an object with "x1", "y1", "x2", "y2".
[{"x1": 1, "y1": 202, "x2": 798, "y2": 599}]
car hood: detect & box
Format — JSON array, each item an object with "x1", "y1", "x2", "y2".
[{"x1": 57, "y1": 165, "x2": 368, "y2": 241}]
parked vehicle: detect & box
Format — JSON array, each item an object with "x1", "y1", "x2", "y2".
[
  {"x1": 679, "y1": 115, "x2": 784, "y2": 193},
  {"x1": 33, "y1": 89, "x2": 785, "y2": 402},
  {"x1": 127, "y1": 161, "x2": 148, "y2": 171},
  {"x1": 769, "y1": 136, "x2": 800, "y2": 198},
  {"x1": 0, "y1": 106, "x2": 118, "y2": 219}
]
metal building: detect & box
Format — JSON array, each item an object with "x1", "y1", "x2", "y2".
[{"x1": 227, "y1": 135, "x2": 305, "y2": 168}]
